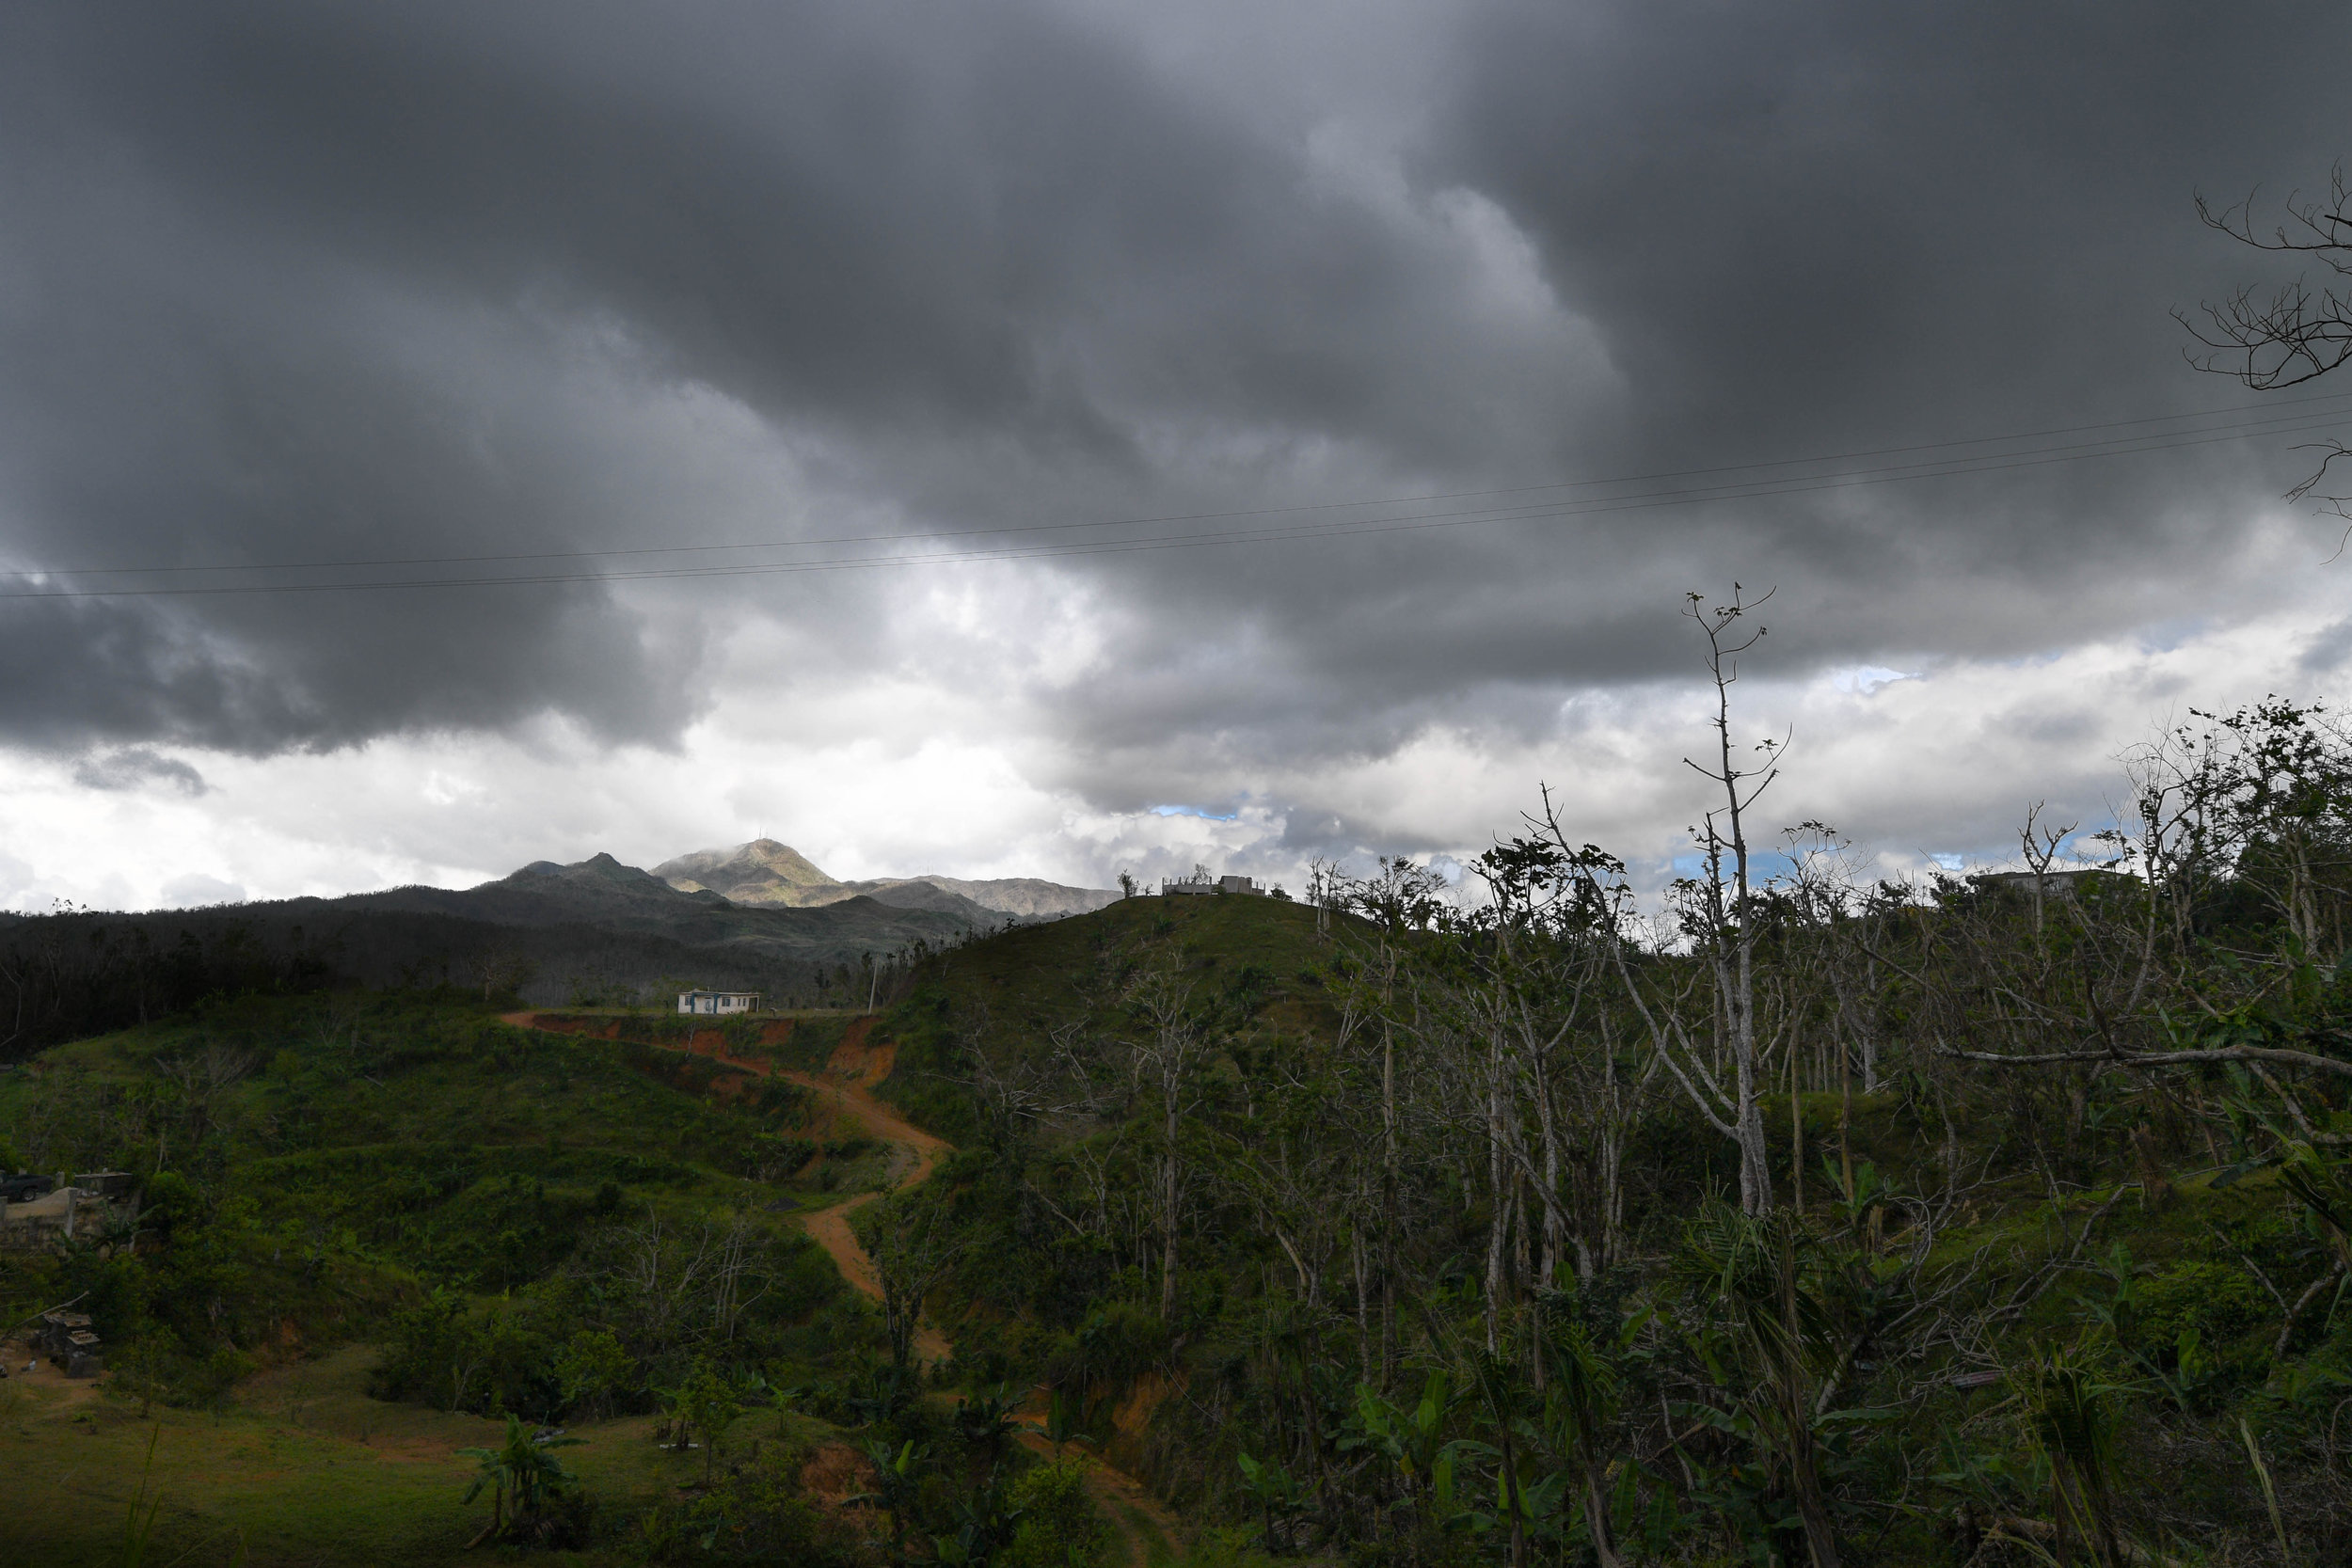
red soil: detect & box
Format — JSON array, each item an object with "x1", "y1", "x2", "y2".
[{"x1": 496, "y1": 1009, "x2": 1173, "y2": 1563}]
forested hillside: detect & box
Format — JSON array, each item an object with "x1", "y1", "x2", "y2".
[
  {"x1": 8, "y1": 700, "x2": 2352, "y2": 1566},
  {"x1": 853, "y1": 696, "x2": 2352, "y2": 1568}
]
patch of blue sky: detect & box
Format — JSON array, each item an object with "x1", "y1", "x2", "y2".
[
  {"x1": 2135, "y1": 615, "x2": 2214, "y2": 656},
  {"x1": 1152, "y1": 803, "x2": 1238, "y2": 821},
  {"x1": 1830, "y1": 664, "x2": 1918, "y2": 695},
  {"x1": 1671, "y1": 848, "x2": 1800, "y2": 883}
]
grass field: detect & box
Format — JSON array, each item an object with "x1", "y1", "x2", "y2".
[{"x1": 0, "y1": 1340, "x2": 838, "y2": 1565}]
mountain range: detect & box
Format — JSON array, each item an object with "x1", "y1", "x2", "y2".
[
  {"x1": 651, "y1": 839, "x2": 1120, "y2": 923},
  {"x1": 0, "y1": 842, "x2": 1120, "y2": 1022}
]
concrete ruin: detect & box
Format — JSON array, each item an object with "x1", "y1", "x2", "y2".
[
  {"x1": 1161, "y1": 873, "x2": 1263, "y2": 896},
  {"x1": 0, "y1": 1172, "x2": 133, "y2": 1253},
  {"x1": 34, "y1": 1309, "x2": 103, "y2": 1377}
]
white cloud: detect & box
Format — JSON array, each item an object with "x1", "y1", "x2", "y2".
[
  {"x1": 5, "y1": 563, "x2": 2346, "y2": 915},
  {"x1": 159, "y1": 873, "x2": 246, "y2": 908}
]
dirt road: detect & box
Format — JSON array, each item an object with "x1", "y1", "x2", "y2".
[
  {"x1": 771, "y1": 1025, "x2": 953, "y2": 1364},
  {"x1": 501, "y1": 1011, "x2": 1179, "y2": 1564}
]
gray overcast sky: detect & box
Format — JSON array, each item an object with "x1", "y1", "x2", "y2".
[{"x1": 3, "y1": 0, "x2": 2350, "y2": 909}]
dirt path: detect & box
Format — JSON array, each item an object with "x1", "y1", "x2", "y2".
[
  {"x1": 771, "y1": 1025, "x2": 954, "y2": 1364},
  {"x1": 1015, "y1": 1428, "x2": 1182, "y2": 1568},
  {"x1": 501, "y1": 1011, "x2": 1179, "y2": 1564}
]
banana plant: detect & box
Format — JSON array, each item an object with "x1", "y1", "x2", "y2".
[
  {"x1": 1236, "y1": 1450, "x2": 1308, "y2": 1554},
  {"x1": 1437, "y1": 1435, "x2": 1569, "y2": 1545},
  {"x1": 953, "y1": 1383, "x2": 1025, "y2": 1458},
  {"x1": 2280, "y1": 1138, "x2": 2352, "y2": 1269},
  {"x1": 1463, "y1": 1347, "x2": 1539, "y2": 1568},
  {"x1": 457, "y1": 1412, "x2": 585, "y2": 1548},
  {"x1": 1499, "y1": 1461, "x2": 1567, "y2": 1546},
  {"x1": 932, "y1": 1469, "x2": 1024, "y2": 1566},
  {"x1": 1820, "y1": 1152, "x2": 1891, "y2": 1237},
  {"x1": 1042, "y1": 1385, "x2": 1092, "y2": 1458},
  {"x1": 850, "y1": 1436, "x2": 930, "y2": 1557},
  {"x1": 1342, "y1": 1369, "x2": 1461, "y2": 1523},
  {"x1": 843, "y1": 1360, "x2": 919, "y2": 1427},
  {"x1": 2076, "y1": 1245, "x2": 2216, "y2": 1413},
  {"x1": 1543, "y1": 1318, "x2": 1631, "y2": 1568},
  {"x1": 1668, "y1": 1201, "x2": 1849, "y2": 1568}
]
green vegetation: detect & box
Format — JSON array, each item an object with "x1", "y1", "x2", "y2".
[
  {"x1": 822, "y1": 698, "x2": 2352, "y2": 1567},
  {"x1": 20, "y1": 701, "x2": 2352, "y2": 1564},
  {"x1": 0, "y1": 985, "x2": 1123, "y2": 1565}
]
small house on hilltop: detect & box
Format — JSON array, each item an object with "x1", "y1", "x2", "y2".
[{"x1": 677, "y1": 990, "x2": 761, "y2": 1016}]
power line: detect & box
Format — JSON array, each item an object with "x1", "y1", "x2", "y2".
[
  {"x1": 4, "y1": 395, "x2": 2348, "y2": 600},
  {"x1": 22, "y1": 390, "x2": 2352, "y2": 578},
  {"x1": 21, "y1": 388, "x2": 2352, "y2": 579}
]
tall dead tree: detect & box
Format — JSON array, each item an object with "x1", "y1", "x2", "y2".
[{"x1": 1682, "y1": 586, "x2": 1782, "y2": 1213}]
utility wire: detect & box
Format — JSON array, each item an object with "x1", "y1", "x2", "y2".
[
  {"x1": 20, "y1": 389, "x2": 2352, "y2": 579},
  {"x1": 4, "y1": 395, "x2": 2349, "y2": 600}
]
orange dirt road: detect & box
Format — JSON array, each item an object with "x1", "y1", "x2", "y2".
[
  {"x1": 773, "y1": 1027, "x2": 953, "y2": 1364},
  {"x1": 501, "y1": 1011, "x2": 1172, "y2": 1562},
  {"x1": 501, "y1": 1013, "x2": 944, "y2": 1336}
]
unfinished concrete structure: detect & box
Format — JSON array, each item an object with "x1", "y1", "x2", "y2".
[
  {"x1": 1, "y1": 1173, "x2": 131, "y2": 1254},
  {"x1": 1161, "y1": 872, "x2": 1263, "y2": 896},
  {"x1": 35, "y1": 1309, "x2": 103, "y2": 1377}
]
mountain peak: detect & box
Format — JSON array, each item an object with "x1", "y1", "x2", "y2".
[
  {"x1": 652, "y1": 840, "x2": 838, "y2": 902},
  {"x1": 650, "y1": 839, "x2": 1120, "y2": 920}
]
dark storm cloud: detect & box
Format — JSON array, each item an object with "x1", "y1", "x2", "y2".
[
  {"x1": 1444, "y1": 1, "x2": 2352, "y2": 493},
  {"x1": 1033, "y1": 0, "x2": 2352, "y2": 796},
  {"x1": 72, "y1": 747, "x2": 208, "y2": 797},
  {"x1": 0, "y1": 0, "x2": 1583, "y2": 753},
  {"x1": 0, "y1": 0, "x2": 2345, "y2": 769}
]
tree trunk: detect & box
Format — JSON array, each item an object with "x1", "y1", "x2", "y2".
[
  {"x1": 1160, "y1": 1152, "x2": 1180, "y2": 1323},
  {"x1": 1381, "y1": 1022, "x2": 1398, "y2": 1388},
  {"x1": 1485, "y1": 1026, "x2": 1509, "y2": 1352},
  {"x1": 1584, "y1": 1464, "x2": 1625, "y2": 1568}
]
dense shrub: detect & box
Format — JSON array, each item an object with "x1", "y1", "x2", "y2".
[
  {"x1": 999, "y1": 1459, "x2": 1109, "y2": 1568},
  {"x1": 639, "y1": 1440, "x2": 858, "y2": 1563}
]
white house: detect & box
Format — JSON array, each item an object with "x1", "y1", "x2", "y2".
[{"x1": 677, "y1": 990, "x2": 762, "y2": 1016}]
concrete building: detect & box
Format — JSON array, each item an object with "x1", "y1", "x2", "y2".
[
  {"x1": 1969, "y1": 869, "x2": 2115, "y2": 901},
  {"x1": 677, "y1": 990, "x2": 762, "y2": 1016},
  {"x1": 1160, "y1": 872, "x2": 1263, "y2": 896}
]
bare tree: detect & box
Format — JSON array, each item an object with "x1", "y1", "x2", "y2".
[
  {"x1": 1683, "y1": 586, "x2": 1783, "y2": 1212},
  {"x1": 2184, "y1": 164, "x2": 2352, "y2": 518},
  {"x1": 470, "y1": 943, "x2": 536, "y2": 1004},
  {"x1": 601, "y1": 1209, "x2": 771, "y2": 1357},
  {"x1": 1125, "y1": 963, "x2": 1215, "y2": 1322}
]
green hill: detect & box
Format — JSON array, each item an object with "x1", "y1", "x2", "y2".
[{"x1": 9, "y1": 811, "x2": 2352, "y2": 1567}]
